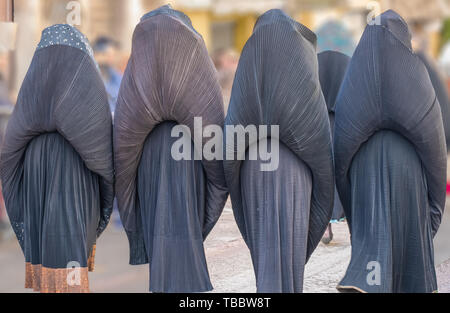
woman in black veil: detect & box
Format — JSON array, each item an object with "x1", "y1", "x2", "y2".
[
  {"x1": 318, "y1": 50, "x2": 350, "y2": 244},
  {"x1": 224, "y1": 9, "x2": 334, "y2": 293},
  {"x1": 0, "y1": 25, "x2": 114, "y2": 293},
  {"x1": 334, "y1": 11, "x2": 446, "y2": 293},
  {"x1": 114, "y1": 5, "x2": 228, "y2": 293}
]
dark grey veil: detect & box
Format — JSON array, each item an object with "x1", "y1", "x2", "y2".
[
  {"x1": 0, "y1": 24, "x2": 114, "y2": 292},
  {"x1": 318, "y1": 50, "x2": 350, "y2": 220},
  {"x1": 224, "y1": 9, "x2": 334, "y2": 292},
  {"x1": 334, "y1": 10, "x2": 446, "y2": 292},
  {"x1": 114, "y1": 5, "x2": 228, "y2": 292}
]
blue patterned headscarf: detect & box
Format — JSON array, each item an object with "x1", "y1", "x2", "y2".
[{"x1": 316, "y1": 20, "x2": 355, "y2": 56}]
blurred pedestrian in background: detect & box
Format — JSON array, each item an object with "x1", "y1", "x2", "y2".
[
  {"x1": 316, "y1": 20, "x2": 355, "y2": 57},
  {"x1": 93, "y1": 36, "x2": 124, "y2": 231},
  {"x1": 0, "y1": 54, "x2": 13, "y2": 242},
  {"x1": 315, "y1": 19, "x2": 355, "y2": 244},
  {"x1": 317, "y1": 51, "x2": 350, "y2": 245},
  {"x1": 93, "y1": 36, "x2": 123, "y2": 116},
  {"x1": 212, "y1": 48, "x2": 239, "y2": 112}
]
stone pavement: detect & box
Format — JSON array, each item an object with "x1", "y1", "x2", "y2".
[{"x1": 0, "y1": 201, "x2": 449, "y2": 293}]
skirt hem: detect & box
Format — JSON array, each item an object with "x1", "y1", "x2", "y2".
[{"x1": 25, "y1": 263, "x2": 90, "y2": 293}]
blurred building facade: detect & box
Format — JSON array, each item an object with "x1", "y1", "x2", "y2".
[
  {"x1": 1, "y1": 0, "x2": 450, "y2": 101},
  {"x1": 382, "y1": 0, "x2": 449, "y2": 57}
]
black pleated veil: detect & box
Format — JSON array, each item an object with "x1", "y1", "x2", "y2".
[
  {"x1": 224, "y1": 9, "x2": 334, "y2": 292},
  {"x1": 318, "y1": 51, "x2": 350, "y2": 220},
  {"x1": 418, "y1": 52, "x2": 450, "y2": 150},
  {"x1": 0, "y1": 24, "x2": 114, "y2": 292},
  {"x1": 114, "y1": 5, "x2": 228, "y2": 292},
  {"x1": 334, "y1": 10, "x2": 446, "y2": 292}
]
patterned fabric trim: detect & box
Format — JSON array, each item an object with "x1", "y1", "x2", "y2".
[
  {"x1": 87, "y1": 245, "x2": 96, "y2": 272},
  {"x1": 25, "y1": 263, "x2": 89, "y2": 293},
  {"x1": 37, "y1": 24, "x2": 96, "y2": 64},
  {"x1": 11, "y1": 221, "x2": 24, "y2": 252}
]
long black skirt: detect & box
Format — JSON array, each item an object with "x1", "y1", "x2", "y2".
[
  {"x1": 137, "y1": 122, "x2": 212, "y2": 293},
  {"x1": 337, "y1": 131, "x2": 437, "y2": 293},
  {"x1": 240, "y1": 141, "x2": 312, "y2": 293},
  {"x1": 22, "y1": 132, "x2": 99, "y2": 293}
]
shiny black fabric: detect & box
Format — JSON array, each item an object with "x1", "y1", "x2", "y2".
[
  {"x1": 0, "y1": 26, "x2": 114, "y2": 269},
  {"x1": 224, "y1": 9, "x2": 334, "y2": 292},
  {"x1": 114, "y1": 5, "x2": 227, "y2": 292},
  {"x1": 334, "y1": 10, "x2": 446, "y2": 292},
  {"x1": 318, "y1": 51, "x2": 350, "y2": 220}
]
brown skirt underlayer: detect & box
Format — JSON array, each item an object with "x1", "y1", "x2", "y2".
[{"x1": 24, "y1": 245, "x2": 96, "y2": 293}]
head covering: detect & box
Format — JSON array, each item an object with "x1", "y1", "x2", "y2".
[
  {"x1": 37, "y1": 24, "x2": 95, "y2": 59},
  {"x1": 224, "y1": 9, "x2": 334, "y2": 263},
  {"x1": 316, "y1": 20, "x2": 355, "y2": 57},
  {"x1": 114, "y1": 5, "x2": 228, "y2": 266},
  {"x1": 0, "y1": 24, "x2": 114, "y2": 292},
  {"x1": 334, "y1": 10, "x2": 446, "y2": 234},
  {"x1": 334, "y1": 10, "x2": 445, "y2": 293},
  {"x1": 318, "y1": 50, "x2": 350, "y2": 220},
  {"x1": 318, "y1": 50, "x2": 350, "y2": 114}
]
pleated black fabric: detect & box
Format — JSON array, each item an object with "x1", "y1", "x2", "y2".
[
  {"x1": 240, "y1": 141, "x2": 312, "y2": 292},
  {"x1": 418, "y1": 52, "x2": 450, "y2": 150},
  {"x1": 23, "y1": 133, "x2": 101, "y2": 269},
  {"x1": 318, "y1": 51, "x2": 350, "y2": 220},
  {"x1": 0, "y1": 25, "x2": 114, "y2": 269},
  {"x1": 224, "y1": 9, "x2": 334, "y2": 292},
  {"x1": 114, "y1": 5, "x2": 228, "y2": 292},
  {"x1": 138, "y1": 122, "x2": 211, "y2": 292},
  {"x1": 334, "y1": 10, "x2": 446, "y2": 292}
]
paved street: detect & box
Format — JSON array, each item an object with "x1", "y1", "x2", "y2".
[{"x1": 0, "y1": 200, "x2": 449, "y2": 293}]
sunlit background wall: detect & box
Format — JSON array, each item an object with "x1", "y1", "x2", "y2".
[{"x1": 0, "y1": 0, "x2": 449, "y2": 102}]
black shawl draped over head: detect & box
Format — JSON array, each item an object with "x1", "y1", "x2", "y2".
[
  {"x1": 0, "y1": 24, "x2": 114, "y2": 292},
  {"x1": 334, "y1": 10, "x2": 446, "y2": 293},
  {"x1": 114, "y1": 5, "x2": 228, "y2": 292},
  {"x1": 224, "y1": 9, "x2": 334, "y2": 292},
  {"x1": 318, "y1": 50, "x2": 350, "y2": 220}
]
